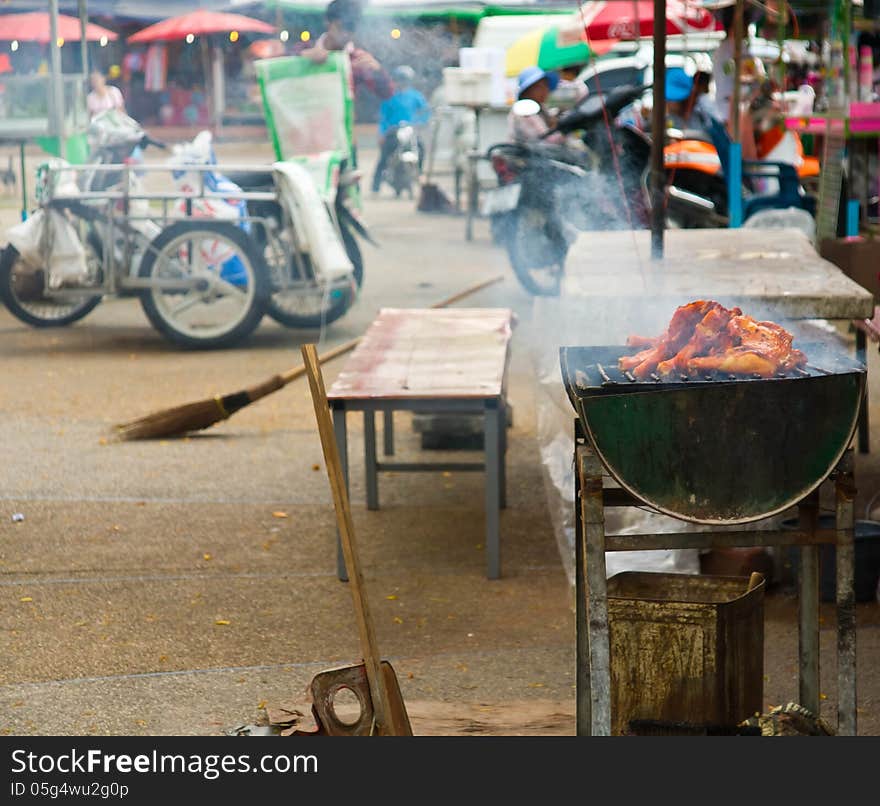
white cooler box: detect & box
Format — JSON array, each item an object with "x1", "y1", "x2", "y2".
[{"x1": 442, "y1": 68, "x2": 494, "y2": 107}]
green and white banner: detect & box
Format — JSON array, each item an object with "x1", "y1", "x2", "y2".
[{"x1": 255, "y1": 52, "x2": 355, "y2": 199}]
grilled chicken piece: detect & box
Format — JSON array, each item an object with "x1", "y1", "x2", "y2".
[
  {"x1": 625, "y1": 335, "x2": 660, "y2": 348},
  {"x1": 687, "y1": 349, "x2": 779, "y2": 377},
  {"x1": 624, "y1": 301, "x2": 733, "y2": 379},
  {"x1": 620, "y1": 300, "x2": 723, "y2": 377},
  {"x1": 621, "y1": 301, "x2": 807, "y2": 379},
  {"x1": 656, "y1": 305, "x2": 740, "y2": 377}
]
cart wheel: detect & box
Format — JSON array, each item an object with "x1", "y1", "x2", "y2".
[
  {"x1": 506, "y1": 207, "x2": 566, "y2": 296},
  {"x1": 0, "y1": 243, "x2": 102, "y2": 328},
  {"x1": 138, "y1": 221, "x2": 269, "y2": 350},
  {"x1": 263, "y1": 227, "x2": 357, "y2": 330}
]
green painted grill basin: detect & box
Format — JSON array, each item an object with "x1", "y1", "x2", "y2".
[{"x1": 560, "y1": 346, "x2": 866, "y2": 525}]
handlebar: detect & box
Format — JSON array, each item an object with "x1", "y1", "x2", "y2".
[{"x1": 141, "y1": 134, "x2": 168, "y2": 151}]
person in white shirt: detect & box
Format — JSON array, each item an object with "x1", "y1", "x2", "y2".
[
  {"x1": 86, "y1": 69, "x2": 125, "y2": 120},
  {"x1": 711, "y1": 7, "x2": 736, "y2": 125}
]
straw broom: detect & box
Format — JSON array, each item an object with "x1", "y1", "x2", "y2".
[{"x1": 113, "y1": 275, "x2": 504, "y2": 441}]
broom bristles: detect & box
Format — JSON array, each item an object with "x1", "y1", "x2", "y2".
[{"x1": 114, "y1": 396, "x2": 230, "y2": 441}]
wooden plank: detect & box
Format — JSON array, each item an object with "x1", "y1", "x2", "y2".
[{"x1": 327, "y1": 308, "x2": 514, "y2": 401}]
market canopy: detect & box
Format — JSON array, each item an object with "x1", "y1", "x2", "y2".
[
  {"x1": 127, "y1": 8, "x2": 276, "y2": 43},
  {"x1": 243, "y1": 0, "x2": 577, "y2": 22},
  {"x1": 0, "y1": 11, "x2": 119, "y2": 42},
  {"x1": 574, "y1": 0, "x2": 721, "y2": 42},
  {"x1": 504, "y1": 1, "x2": 721, "y2": 77}
]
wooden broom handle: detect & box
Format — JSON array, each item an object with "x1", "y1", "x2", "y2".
[{"x1": 301, "y1": 343, "x2": 390, "y2": 730}]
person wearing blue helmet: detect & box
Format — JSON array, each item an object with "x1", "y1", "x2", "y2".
[
  {"x1": 665, "y1": 66, "x2": 696, "y2": 128},
  {"x1": 507, "y1": 66, "x2": 564, "y2": 144},
  {"x1": 664, "y1": 65, "x2": 719, "y2": 135}
]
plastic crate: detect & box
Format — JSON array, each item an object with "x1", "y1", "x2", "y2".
[
  {"x1": 442, "y1": 68, "x2": 494, "y2": 107},
  {"x1": 607, "y1": 571, "x2": 765, "y2": 736}
]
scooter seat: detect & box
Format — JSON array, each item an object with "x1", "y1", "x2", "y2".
[{"x1": 223, "y1": 170, "x2": 275, "y2": 190}]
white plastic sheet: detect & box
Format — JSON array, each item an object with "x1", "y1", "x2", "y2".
[
  {"x1": 7, "y1": 208, "x2": 88, "y2": 289},
  {"x1": 531, "y1": 294, "x2": 701, "y2": 588}
]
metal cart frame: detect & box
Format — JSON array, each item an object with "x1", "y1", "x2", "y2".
[{"x1": 574, "y1": 418, "x2": 858, "y2": 736}]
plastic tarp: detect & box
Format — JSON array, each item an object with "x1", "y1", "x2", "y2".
[{"x1": 254, "y1": 52, "x2": 354, "y2": 199}]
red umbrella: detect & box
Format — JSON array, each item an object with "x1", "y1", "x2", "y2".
[
  {"x1": 560, "y1": 0, "x2": 721, "y2": 46},
  {"x1": 0, "y1": 12, "x2": 118, "y2": 43},
  {"x1": 127, "y1": 10, "x2": 276, "y2": 44}
]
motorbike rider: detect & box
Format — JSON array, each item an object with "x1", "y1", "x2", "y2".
[
  {"x1": 371, "y1": 65, "x2": 431, "y2": 194},
  {"x1": 507, "y1": 66, "x2": 565, "y2": 145}
]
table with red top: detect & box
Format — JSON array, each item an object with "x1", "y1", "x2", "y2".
[{"x1": 326, "y1": 307, "x2": 514, "y2": 580}]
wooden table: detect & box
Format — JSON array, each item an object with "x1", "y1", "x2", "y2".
[
  {"x1": 561, "y1": 227, "x2": 874, "y2": 322},
  {"x1": 327, "y1": 308, "x2": 514, "y2": 580}
]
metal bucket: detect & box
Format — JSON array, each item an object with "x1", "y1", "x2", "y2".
[{"x1": 608, "y1": 571, "x2": 765, "y2": 736}]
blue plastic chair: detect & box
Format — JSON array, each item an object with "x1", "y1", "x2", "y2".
[{"x1": 706, "y1": 117, "x2": 816, "y2": 222}]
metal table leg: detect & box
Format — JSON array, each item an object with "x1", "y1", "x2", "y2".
[
  {"x1": 332, "y1": 403, "x2": 350, "y2": 583},
  {"x1": 580, "y1": 446, "x2": 611, "y2": 736},
  {"x1": 465, "y1": 151, "x2": 479, "y2": 242},
  {"x1": 484, "y1": 398, "x2": 501, "y2": 580},
  {"x1": 836, "y1": 450, "x2": 858, "y2": 735},
  {"x1": 364, "y1": 409, "x2": 379, "y2": 511},
  {"x1": 498, "y1": 398, "x2": 507, "y2": 509},
  {"x1": 575, "y1": 444, "x2": 591, "y2": 736},
  {"x1": 856, "y1": 329, "x2": 869, "y2": 454},
  {"x1": 383, "y1": 410, "x2": 394, "y2": 456},
  {"x1": 798, "y1": 489, "x2": 821, "y2": 715}
]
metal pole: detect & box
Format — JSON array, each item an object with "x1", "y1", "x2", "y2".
[
  {"x1": 78, "y1": 0, "x2": 89, "y2": 79},
  {"x1": 48, "y1": 0, "x2": 66, "y2": 159},
  {"x1": 731, "y1": 0, "x2": 744, "y2": 144},
  {"x1": 650, "y1": 0, "x2": 667, "y2": 259},
  {"x1": 728, "y1": 0, "x2": 745, "y2": 228}
]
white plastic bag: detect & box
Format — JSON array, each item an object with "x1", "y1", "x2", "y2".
[
  {"x1": 6, "y1": 208, "x2": 88, "y2": 288},
  {"x1": 272, "y1": 160, "x2": 353, "y2": 284}
]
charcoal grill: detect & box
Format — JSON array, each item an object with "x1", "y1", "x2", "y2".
[{"x1": 560, "y1": 344, "x2": 867, "y2": 524}]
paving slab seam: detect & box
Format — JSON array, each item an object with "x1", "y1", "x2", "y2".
[
  {"x1": 0, "y1": 644, "x2": 572, "y2": 690},
  {"x1": 0, "y1": 565, "x2": 565, "y2": 585}
]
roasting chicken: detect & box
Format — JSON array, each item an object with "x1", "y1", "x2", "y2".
[{"x1": 621, "y1": 300, "x2": 807, "y2": 379}]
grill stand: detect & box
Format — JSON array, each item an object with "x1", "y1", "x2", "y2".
[{"x1": 574, "y1": 419, "x2": 858, "y2": 736}]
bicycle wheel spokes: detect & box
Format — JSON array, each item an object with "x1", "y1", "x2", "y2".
[{"x1": 149, "y1": 228, "x2": 256, "y2": 340}]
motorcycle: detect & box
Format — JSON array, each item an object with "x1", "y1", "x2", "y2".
[
  {"x1": 379, "y1": 123, "x2": 422, "y2": 199},
  {"x1": 483, "y1": 84, "x2": 648, "y2": 296},
  {"x1": 615, "y1": 98, "x2": 819, "y2": 230}
]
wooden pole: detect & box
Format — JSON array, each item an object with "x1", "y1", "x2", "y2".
[
  {"x1": 301, "y1": 344, "x2": 391, "y2": 732},
  {"x1": 650, "y1": 0, "x2": 667, "y2": 259}
]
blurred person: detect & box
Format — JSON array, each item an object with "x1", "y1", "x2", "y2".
[
  {"x1": 371, "y1": 65, "x2": 431, "y2": 194},
  {"x1": 507, "y1": 66, "x2": 564, "y2": 144},
  {"x1": 556, "y1": 64, "x2": 590, "y2": 107},
  {"x1": 87, "y1": 68, "x2": 126, "y2": 120},
  {"x1": 300, "y1": 0, "x2": 393, "y2": 102}
]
